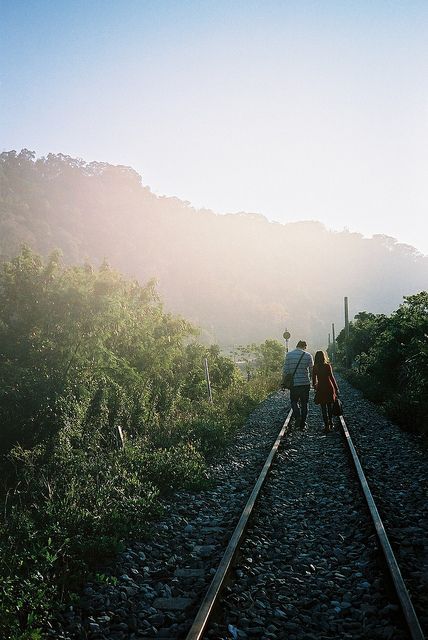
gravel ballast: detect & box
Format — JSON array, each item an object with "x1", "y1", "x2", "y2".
[{"x1": 50, "y1": 377, "x2": 427, "y2": 640}]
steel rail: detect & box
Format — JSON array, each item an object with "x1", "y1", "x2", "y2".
[
  {"x1": 339, "y1": 415, "x2": 425, "y2": 640},
  {"x1": 185, "y1": 409, "x2": 293, "y2": 640}
]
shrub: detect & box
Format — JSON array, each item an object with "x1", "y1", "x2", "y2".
[
  {"x1": 0, "y1": 249, "x2": 281, "y2": 637},
  {"x1": 335, "y1": 292, "x2": 428, "y2": 432}
]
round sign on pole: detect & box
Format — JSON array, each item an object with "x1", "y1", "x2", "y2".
[{"x1": 283, "y1": 331, "x2": 291, "y2": 340}]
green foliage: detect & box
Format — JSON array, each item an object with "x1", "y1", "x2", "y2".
[
  {"x1": 233, "y1": 339, "x2": 283, "y2": 385},
  {"x1": 0, "y1": 246, "x2": 198, "y2": 453},
  {"x1": 251, "y1": 339, "x2": 285, "y2": 376},
  {"x1": 0, "y1": 248, "x2": 277, "y2": 638},
  {"x1": 335, "y1": 292, "x2": 428, "y2": 431}
]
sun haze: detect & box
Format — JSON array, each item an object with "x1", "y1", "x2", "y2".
[{"x1": 1, "y1": 0, "x2": 428, "y2": 254}]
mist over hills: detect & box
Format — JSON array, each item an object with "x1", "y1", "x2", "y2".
[{"x1": 1, "y1": 149, "x2": 426, "y2": 348}]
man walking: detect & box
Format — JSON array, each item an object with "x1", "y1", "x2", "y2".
[{"x1": 282, "y1": 340, "x2": 314, "y2": 429}]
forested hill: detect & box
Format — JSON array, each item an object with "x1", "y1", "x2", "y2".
[{"x1": 1, "y1": 149, "x2": 427, "y2": 346}]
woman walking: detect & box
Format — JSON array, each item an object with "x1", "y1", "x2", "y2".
[{"x1": 312, "y1": 351, "x2": 339, "y2": 432}]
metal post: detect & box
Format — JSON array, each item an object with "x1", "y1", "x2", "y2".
[
  {"x1": 344, "y1": 297, "x2": 350, "y2": 368},
  {"x1": 117, "y1": 425, "x2": 125, "y2": 448},
  {"x1": 328, "y1": 333, "x2": 331, "y2": 347},
  {"x1": 204, "y1": 357, "x2": 213, "y2": 403},
  {"x1": 332, "y1": 323, "x2": 336, "y2": 363},
  {"x1": 283, "y1": 329, "x2": 291, "y2": 354}
]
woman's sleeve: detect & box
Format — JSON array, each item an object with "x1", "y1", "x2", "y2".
[{"x1": 312, "y1": 367, "x2": 317, "y2": 387}]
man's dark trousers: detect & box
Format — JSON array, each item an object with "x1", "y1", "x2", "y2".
[{"x1": 290, "y1": 384, "x2": 310, "y2": 426}]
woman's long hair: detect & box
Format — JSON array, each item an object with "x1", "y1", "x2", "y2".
[{"x1": 314, "y1": 350, "x2": 329, "y2": 366}]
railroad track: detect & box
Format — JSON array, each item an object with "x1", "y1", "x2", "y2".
[
  {"x1": 185, "y1": 409, "x2": 425, "y2": 640},
  {"x1": 52, "y1": 388, "x2": 427, "y2": 639}
]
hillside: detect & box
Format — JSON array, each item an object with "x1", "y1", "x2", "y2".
[{"x1": 1, "y1": 149, "x2": 426, "y2": 347}]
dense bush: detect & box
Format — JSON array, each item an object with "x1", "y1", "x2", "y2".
[
  {"x1": 332, "y1": 292, "x2": 428, "y2": 432},
  {"x1": 0, "y1": 248, "x2": 279, "y2": 639}
]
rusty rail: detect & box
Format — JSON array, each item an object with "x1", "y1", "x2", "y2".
[
  {"x1": 339, "y1": 415, "x2": 425, "y2": 640},
  {"x1": 186, "y1": 408, "x2": 424, "y2": 640},
  {"x1": 185, "y1": 409, "x2": 293, "y2": 640}
]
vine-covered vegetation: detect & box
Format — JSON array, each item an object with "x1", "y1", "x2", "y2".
[
  {"x1": 333, "y1": 292, "x2": 428, "y2": 433},
  {"x1": 0, "y1": 248, "x2": 281, "y2": 639}
]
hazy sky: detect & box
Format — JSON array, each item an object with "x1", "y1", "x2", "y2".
[{"x1": 2, "y1": 1, "x2": 428, "y2": 254}]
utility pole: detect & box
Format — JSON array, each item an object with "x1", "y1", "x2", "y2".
[
  {"x1": 328, "y1": 333, "x2": 331, "y2": 348},
  {"x1": 332, "y1": 323, "x2": 336, "y2": 363},
  {"x1": 344, "y1": 297, "x2": 350, "y2": 368}
]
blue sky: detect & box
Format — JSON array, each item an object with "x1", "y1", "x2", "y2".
[{"x1": 1, "y1": 0, "x2": 428, "y2": 253}]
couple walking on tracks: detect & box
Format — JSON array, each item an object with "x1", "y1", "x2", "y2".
[{"x1": 281, "y1": 340, "x2": 339, "y2": 432}]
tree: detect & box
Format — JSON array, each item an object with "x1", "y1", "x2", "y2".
[{"x1": 335, "y1": 292, "x2": 428, "y2": 430}]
